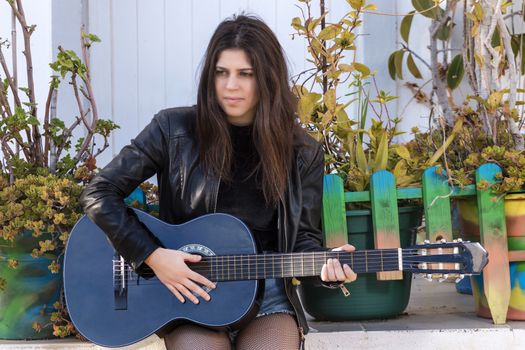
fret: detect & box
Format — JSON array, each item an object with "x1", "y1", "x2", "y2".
[
  {"x1": 210, "y1": 257, "x2": 213, "y2": 281},
  {"x1": 241, "y1": 255, "x2": 244, "y2": 280},
  {"x1": 263, "y1": 256, "x2": 266, "y2": 278},
  {"x1": 351, "y1": 251, "x2": 354, "y2": 269},
  {"x1": 255, "y1": 255, "x2": 258, "y2": 279},
  {"x1": 248, "y1": 255, "x2": 251, "y2": 280},
  {"x1": 365, "y1": 250, "x2": 368, "y2": 272},
  {"x1": 301, "y1": 252, "x2": 304, "y2": 277},
  {"x1": 272, "y1": 254, "x2": 275, "y2": 278},
  {"x1": 281, "y1": 255, "x2": 284, "y2": 278},
  {"x1": 312, "y1": 252, "x2": 316, "y2": 276},
  {"x1": 380, "y1": 250, "x2": 383, "y2": 271},
  {"x1": 227, "y1": 255, "x2": 230, "y2": 281},
  {"x1": 233, "y1": 255, "x2": 236, "y2": 281}
]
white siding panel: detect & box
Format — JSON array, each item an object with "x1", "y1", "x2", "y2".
[
  {"x1": 137, "y1": 0, "x2": 166, "y2": 128},
  {"x1": 246, "y1": 0, "x2": 276, "y2": 28},
  {"x1": 165, "y1": 0, "x2": 193, "y2": 107},
  {"x1": 110, "y1": 0, "x2": 139, "y2": 153},
  {"x1": 88, "y1": 0, "x2": 113, "y2": 165},
  {"x1": 275, "y1": 1, "x2": 305, "y2": 79},
  {"x1": 191, "y1": 0, "x2": 221, "y2": 99},
  {"x1": 220, "y1": 0, "x2": 249, "y2": 19}
]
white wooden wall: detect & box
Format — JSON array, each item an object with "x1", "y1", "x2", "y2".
[{"x1": 2, "y1": 0, "x2": 429, "y2": 168}]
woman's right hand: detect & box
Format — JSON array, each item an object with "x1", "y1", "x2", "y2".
[{"x1": 145, "y1": 247, "x2": 216, "y2": 304}]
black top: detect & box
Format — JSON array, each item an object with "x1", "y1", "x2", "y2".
[{"x1": 215, "y1": 124, "x2": 278, "y2": 252}]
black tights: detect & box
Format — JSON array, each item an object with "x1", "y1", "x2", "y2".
[{"x1": 164, "y1": 313, "x2": 300, "y2": 350}]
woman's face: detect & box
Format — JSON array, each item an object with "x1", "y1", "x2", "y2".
[{"x1": 215, "y1": 49, "x2": 258, "y2": 126}]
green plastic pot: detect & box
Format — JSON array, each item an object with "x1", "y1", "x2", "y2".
[{"x1": 299, "y1": 206, "x2": 422, "y2": 321}]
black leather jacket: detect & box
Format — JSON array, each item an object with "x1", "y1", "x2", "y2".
[{"x1": 79, "y1": 106, "x2": 326, "y2": 334}]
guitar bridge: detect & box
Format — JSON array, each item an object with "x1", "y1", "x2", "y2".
[{"x1": 113, "y1": 253, "x2": 128, "y2": 310}]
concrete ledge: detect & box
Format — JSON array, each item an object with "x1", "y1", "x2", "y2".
[
  {"x1": 307, "y1": 328, "x2": 525, "y2": 350},
  {"x1": 1, "y1": 279, "x2": 524, "y2": 350}
]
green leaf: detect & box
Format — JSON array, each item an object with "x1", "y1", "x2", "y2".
[
  {"x1": 388, "y1": 51, "x2": 396, "y2": 80},
  {"x1": 395, "y1": 145, "x2": 412, "y2": 160},
  {"x1": 324, "y1": 89, "x2": 337, "y2": 112},
  {"x1": 394, "y1": 50, "x2": 405, "y2": 80},
  {"x1": 447, "y1": 54, "x2": 464, "y2": 90},
  {"x1": 298, "y1": 95, "x2": 315, "y2": 124},
  {"x1": 339, "y1": 63, "x2": 354, "y2": 72},
  {"x1": 373, "y1": 131, "x2": 388, "y2": 171},
  {"x1": 318, "y1": 25, "x2": 341, "y2": 40},
  {"x1": 412, "y1": 0, "x2": 444, "y2": 20},
  {"x1": 492, "y1": 27, "x2": 501, "y2": 48},
  {"x1": 407, "y1": 54, "x2": 422, "y2": 79},
  {"x1": 356, "y1": 138, "x2": 368, "y2": 174},
  {"x1": 511, "y1": 34, "x2": 525, "y2": 72},
  {"x1": 400, "y1": 11, "x2": 415, "y2": 43},
  {"x1": 352, "y1": 63, "x2": 370, "y2": 77},
  {"x1": 436, "y1": 20, "x2": 454, "y2": 41},
  {"x1": 347, "y1": 0, "x2": 364, "y2": 10},
  {"x1": 291, "y1": 17, "x2": 304, "y2": 31}
]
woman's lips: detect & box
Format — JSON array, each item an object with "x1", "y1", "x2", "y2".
[{"x1": 224, "y1": 97, "x2": 244, "y2": 105}]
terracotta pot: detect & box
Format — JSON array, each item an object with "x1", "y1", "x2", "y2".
[{"x1": 457, "y1": 194, "x2": 525, "y2": 320}]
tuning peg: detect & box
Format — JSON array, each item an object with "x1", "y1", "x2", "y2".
[
  {"x1": 425, "y1": 273, "x2": 433, "y2": 281},
  {"x1": 423, "y1": 240, "x2": 430, "y2": 244},
  {"x1": 455, "y1": 274, "x2": 465, "y2": 283},
  {"x1": 438, "y1": 274, "x2": 449, "y2": 283},
  {"x1": 457, "y1": 238, "x2": 463, "y2": 242},
  {"x1": 440, "y1": 238, "x2": 447, "y2": 243}
]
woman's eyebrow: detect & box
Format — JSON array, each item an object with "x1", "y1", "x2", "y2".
[{"x1": 215, "y1": 66, "x2": 253, "y2": 71}]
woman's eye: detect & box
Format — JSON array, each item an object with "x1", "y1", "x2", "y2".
[
  {"x1": 216, "y1": 70, "x2": 226, "y2": 76},
  {"x1": 240, "y1": 72, "x2": 253, "y2": 77}
]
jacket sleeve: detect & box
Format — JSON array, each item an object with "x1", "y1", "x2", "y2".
[
  {"x1": 79, "y1": 112, "x2": 168, "y2": 275},
  {"x1": 293, "y1": 142, "x2": 326, "y2": 253}
]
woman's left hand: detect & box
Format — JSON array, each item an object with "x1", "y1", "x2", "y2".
[{"x1": 320, "y1": 244, "x2": 358, "y2": 283}]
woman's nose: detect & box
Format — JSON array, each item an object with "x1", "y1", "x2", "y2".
[{"x1": 225, "y1": 75, "x2": 239, "y2": 90}]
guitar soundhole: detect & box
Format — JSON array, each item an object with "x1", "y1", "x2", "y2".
[{"x1": 179, "y1": 244, "x2": 217, "y2": 294}]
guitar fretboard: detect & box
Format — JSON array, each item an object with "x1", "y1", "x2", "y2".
[{"x1": 190, "y1": 250, "x2": 402, "y2": 281}]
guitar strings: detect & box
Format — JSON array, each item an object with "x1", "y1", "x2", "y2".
[{"x1": 112, "y1": 259, "x2": 462, "y2": 283}]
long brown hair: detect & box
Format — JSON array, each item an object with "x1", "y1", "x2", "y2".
[{"x1": 196, "y1": 15, "x2": 297, "y2": 207}]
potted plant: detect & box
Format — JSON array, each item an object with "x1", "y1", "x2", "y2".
[
  {"x1": 0, "y1": 0, "x2": 118, "y2": 339},
  {"x1": 289, "y1": 0, "x2": 447, "y2": 320},
  {"x1": 389, "y1": 0, "x2": 525, "y2": 319}
]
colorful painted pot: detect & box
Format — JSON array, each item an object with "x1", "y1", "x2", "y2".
[
  {"x1": 0, "y1": 231, "x2": 62, "y2": 339},
  {"x1": 457, "y1": 194, "x2": 525, "y2": 320}
]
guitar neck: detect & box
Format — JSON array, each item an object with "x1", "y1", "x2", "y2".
[{"x1": 191, "y1": 249, "x2": 404, "y2": 281}]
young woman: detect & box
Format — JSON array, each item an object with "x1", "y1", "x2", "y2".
[{"x1": 80, "y1": 15, "x2": 356, "y2": 349}]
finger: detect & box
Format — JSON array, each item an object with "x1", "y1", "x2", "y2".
[
  {"x1": 343, "y1": 264, "x2": 357, "y2": 282},
  {"x1": 189, "y1": 271, "x2": 216, "y2": 290},
  {"x1": 166, "y1": 284, "x2": 185, "y2": 303},
  {"x1": 183, "y1": 253, "x2": 202, "y2": 263},
  {"x1": 327, "y1": 259, "x2": 336, "y2": 281},
  {"x1": 174, "y1": 282, "x2": 200, "y2": 304},
  {"x1": 333, "y1": 259, "x2": 347, "y2": 281},
  {"x1": 320, "y1": 264, "x2": 328, "y2": 281},
  {"x1": 184, "y1": 279, "x2": 211, "y2": 302}
]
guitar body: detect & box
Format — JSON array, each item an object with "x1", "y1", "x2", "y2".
[{"x1": 64, "y1": 209, "x2": 262, "y2": 348}]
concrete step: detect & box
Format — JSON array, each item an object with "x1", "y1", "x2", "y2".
[{"x1": 1, "y1": 278, "x2": 524, "y2": 349}]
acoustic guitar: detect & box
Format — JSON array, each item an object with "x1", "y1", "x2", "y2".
[{"x1": 63, "y1": 208, "x2": 488, "y2": 347}]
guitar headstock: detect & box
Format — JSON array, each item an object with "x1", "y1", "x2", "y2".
[{"x1": 403, "y1": 239, "x2": 489, "y2": 282}]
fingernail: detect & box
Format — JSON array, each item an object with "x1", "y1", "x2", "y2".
[{"x1": 194, "y1": 299, "x2": 199, "y2": 304}]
